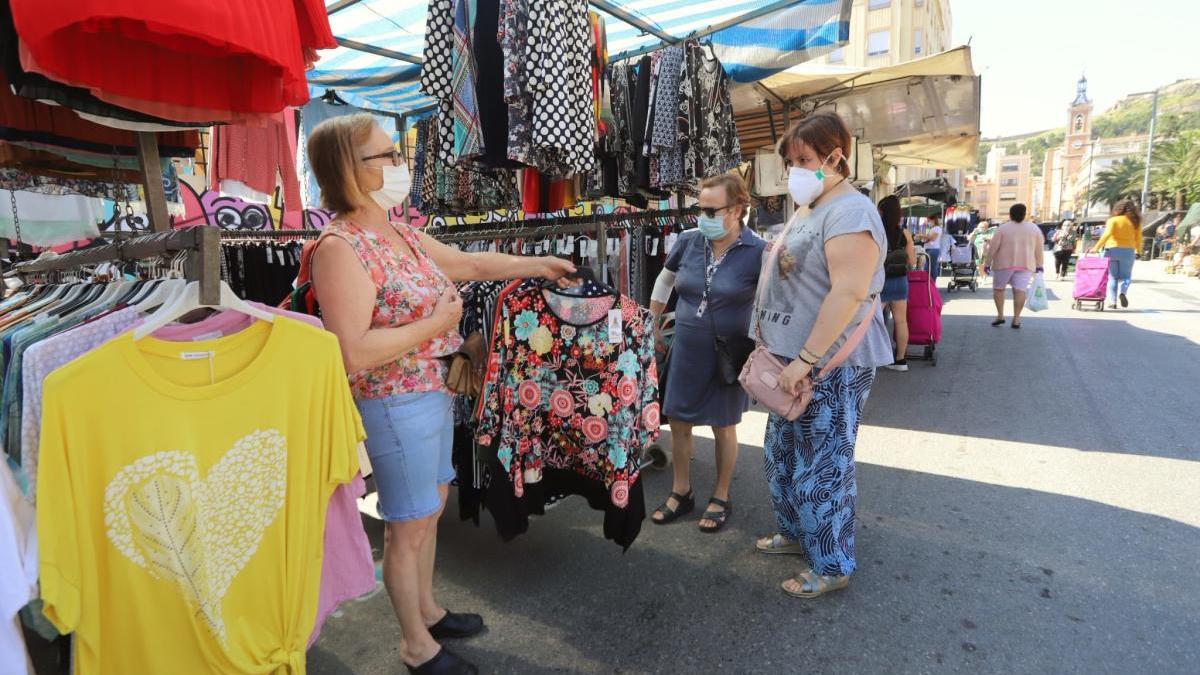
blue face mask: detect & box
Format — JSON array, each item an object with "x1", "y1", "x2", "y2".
[{"x1": 696, "y1": 215, "x2": 728, "y2": 240}]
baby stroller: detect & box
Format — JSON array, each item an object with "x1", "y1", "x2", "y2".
[{"x1": 945, "y1": 235, "x2": 978, "y2": 292}]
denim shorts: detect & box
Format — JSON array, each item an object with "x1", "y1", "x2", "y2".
[
  {"x1": 881, "y1": 275, "x2": 909, "y2": 302},
  {"x1": 355, "y1": 391, "x2": 455, "y2": 522}
]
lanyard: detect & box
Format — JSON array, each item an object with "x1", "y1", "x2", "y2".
[{"x1": 696, "y1": 237, "x2": 735, "y2": 318}]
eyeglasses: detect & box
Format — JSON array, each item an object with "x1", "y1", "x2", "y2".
[
  {"x1": 361, "y1": 149, "x2": 402, "y2": 166},
  {"x1": 699, "y1": 204, "x2": 733, "y2": 219}
]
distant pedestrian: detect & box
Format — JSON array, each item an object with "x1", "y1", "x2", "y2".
[
  {"x1": 877, "y1": 195, "x2": 916, "y2": 371},
  {"x1": 1091, "y1": 199, "x2": 1141, "y2": 308},
  {"x1": 986, "y1": 204, "x2": 1044, "y2": 328},
  {"x1": 922, "y1": 214, "x2": 945, "y2": 282},
  {"x1": 1052, "y1": 219, "x2": 1077, "y2": 280}
]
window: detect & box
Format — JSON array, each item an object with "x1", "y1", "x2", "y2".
[
  {"x1": 914, "y1": 29, "x2": 923, "y2": 55},
  {"x1": 1000, "y1": 192, "x2": 1017, "y2": 200},
  {"x1": 828, "y1": 47, "x2": 845, "y2": 64},
  {"x1": 1002, "y1": 163, "x2": 1020, "y2": 172},
  {"x1": 1001, "y1": 178, "x2": 1019, "y2": 187},
  {"x1": 869, "y1": 0, "x2": 891, "y2": 9},
  {"x1": 915, "y1": 0, "x2": 925, "y2": 6},
  {"x1": 867, "y1": 30, "x2": 890, "y2": 56}
]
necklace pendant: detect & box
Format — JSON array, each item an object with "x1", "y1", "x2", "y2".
[{"x1": 696, "y1": 299, "x2": 707, "y2": 318}]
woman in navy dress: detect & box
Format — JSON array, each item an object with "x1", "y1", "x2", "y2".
[{"x1": 648, "y1": 174, "x2": 765, "y2": 532}]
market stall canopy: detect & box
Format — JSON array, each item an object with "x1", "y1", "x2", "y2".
[
  {"x1": 308, "y1": 0, "x2": 853, "y2": 115},
  {"x1": 733, "y1": 46, "x2": 980, "y2": 169},
  {"x1": 894, "y1": 176, "x2": 958, "y2": 203}
]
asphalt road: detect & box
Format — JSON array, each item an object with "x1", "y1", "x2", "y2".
[{"x1": 310, "y1": 260, "x2": 1200, "y2": 675}]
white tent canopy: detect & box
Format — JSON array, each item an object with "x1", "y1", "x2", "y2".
[{"x1": 732, "y1": 46, "x2": 981, "y2": 169}]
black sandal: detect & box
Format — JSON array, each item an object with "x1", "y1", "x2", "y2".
[
  {"x1": 699, "y1": 497, "x2": 732, "y2": 533},
  {"x1": 651, "y1": 490, "x2": 694, "y2": 524},
  {"x1": 991, "y1": 318, "x2": 1005, "y2": 326}
]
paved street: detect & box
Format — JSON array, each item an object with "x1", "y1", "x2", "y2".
[{"x1": 311, "y1": 261, "x2": 1200, "y2": 675}]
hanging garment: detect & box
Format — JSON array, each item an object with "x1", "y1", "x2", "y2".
[
  {"x1": 0, "y1": 463, "x2": 36, "y2": 675},
  {"x1": 37, "y1": 318, "x2": 363, "y2": 675},
  {"x1": 476, "y1": 281, "x2": 659, "y2": 548},
  {"x1": 0, "y1": 189, "x2": 103, "y2": 246},
  {"x1": 0, "y1": 0, "x2": 211, "y2": 131},
  {"x1": 473, "y1": 0, "x2": 520, "y2": 169},
  {"x1": 449, "y1": 0, "x2": 483, "y2": 161},
  {"x1": 499, "y1": 0, "x2": 532, "y2": 167},
  {"x1": 688, "y1": 43, "x2": 743, "y2": 178},
  {"x1": 211, "y1": 112, "x2": 303, "y2": 216},
  {"x1": 12, "y1": 301, "x2": 373, "y2": 649},
  {"x1": 8, "y1": 0, "x2": 335, "y2": 121}
]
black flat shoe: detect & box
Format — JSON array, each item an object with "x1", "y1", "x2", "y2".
[
  {"x1": 407, "y1": 647, "x2": 478, "y2": 675},
  {"x1": 991, "y1": 318, "x2": 1005, "y2": 326},
  {"x1": 1119, "y1": 293, "x2": 1128, "y2": 307},
  {"x1": 429, "y1": 611, "x2": 486, "y2": 640}
]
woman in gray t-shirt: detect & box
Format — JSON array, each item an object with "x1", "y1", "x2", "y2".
[{"x1": 751, "y1": 112, "x2": 891, "y2": 599}]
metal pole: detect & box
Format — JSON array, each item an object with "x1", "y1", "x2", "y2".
[
  {"x1": 1083, "y1": 140, "x2": 1095, "y2": 217},
  {"x1": 590, "y1": 1, "x2": 678, "y2": 44},
  {"x1": 1140, "y1": 88, "x2": 1159, "y2": 210}
]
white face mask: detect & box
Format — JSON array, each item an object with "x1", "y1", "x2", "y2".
[
  {"x1": 369, "y1": 164, "x2": 411, "y2": 210},
  {"x1": 787, "y1": 152, "x2": 838, "y2": 206}
]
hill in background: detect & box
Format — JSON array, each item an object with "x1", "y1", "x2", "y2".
[{"x1": 977, "y1": 79, "x2": 1200, "y2": 175}]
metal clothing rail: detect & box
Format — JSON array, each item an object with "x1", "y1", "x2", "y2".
[
  {"x1": 427, "y1": 207, "x2": 697, "y2": 242},
  {"x1": 219, "y1": 229, "x2": 324, "y2": 239},
  {"x1": 10, "y1": 226, "x2": 222, "y2": 304}
]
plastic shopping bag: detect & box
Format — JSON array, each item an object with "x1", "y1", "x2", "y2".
[{"x1": 1026, "y1": 272, "x2": 1049, "y2": 312}]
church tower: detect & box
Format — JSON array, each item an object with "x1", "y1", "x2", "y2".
[{"x1": 1064, "y1": 75, "x2": 1093, "y2": 180}]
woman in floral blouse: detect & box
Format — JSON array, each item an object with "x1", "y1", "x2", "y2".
[{"x1": 308, "y1": 115, "x2": 574, "y2": 675}]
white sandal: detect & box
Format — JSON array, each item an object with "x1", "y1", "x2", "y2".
[{"x1": 755, "y1": 534, "x2": 803, "y2": 555}]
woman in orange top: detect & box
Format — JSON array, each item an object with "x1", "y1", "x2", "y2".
[{"x1": 1091, "y1": 199, "x2": 1142, "y2": 309}]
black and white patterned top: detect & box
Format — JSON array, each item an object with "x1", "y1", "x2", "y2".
[{"x1": 524, "y1": 0, "x2": 597, "y2": 177}]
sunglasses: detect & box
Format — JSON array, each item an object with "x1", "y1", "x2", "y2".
[
  {"x1": 699, "y1": 204, "x2": 733, "y2": 219},
  {"x1": 361, "y1": 149, "x2": 403, "y2": 166}
]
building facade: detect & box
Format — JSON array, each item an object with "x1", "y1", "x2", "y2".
[
  {"x1": 963, "y1": 147, "x2": 1033, "y2": 220},
  {"x1": 821, "y1": 0, "x2": 956, "y2": 189},
  {"x1": 821, "y1": 0, "x2": 952, "y2": 68}
]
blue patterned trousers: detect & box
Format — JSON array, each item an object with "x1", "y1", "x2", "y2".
[{"x1": 763, "y1": 366, "x2": 876, "y2": 577}]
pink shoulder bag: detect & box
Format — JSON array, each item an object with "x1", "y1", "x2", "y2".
[{"x1": 738, "y1": 212, "x2": 880, "y2": 421}]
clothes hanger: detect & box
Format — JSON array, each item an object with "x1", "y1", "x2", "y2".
[{"x1": 132, "y1": 279, "x2": 275, "y2": 340}]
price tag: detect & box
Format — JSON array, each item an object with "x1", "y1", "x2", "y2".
[{"x1": 607, "y1": 309, "x2": 622, "y2": 343}]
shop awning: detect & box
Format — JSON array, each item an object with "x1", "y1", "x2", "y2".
[
  {"x1": 732, "y1": 46, "x2": 981, "y2": 169},
  {"x1": 307, "y1": 0, "x2": 853, "y2": 115}
]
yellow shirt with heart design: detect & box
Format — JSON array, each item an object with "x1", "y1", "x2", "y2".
[{"x1": 37, "y1": 317, "x2": 364, "y2": 675}]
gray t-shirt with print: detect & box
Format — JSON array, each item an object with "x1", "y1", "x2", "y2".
[{"x1": 751, "y1": 190, "x2": 894, "y2": 369}]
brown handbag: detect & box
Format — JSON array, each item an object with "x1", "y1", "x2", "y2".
[{"x1": 443, "y1": 332, "x2": 486, "y2": 397}]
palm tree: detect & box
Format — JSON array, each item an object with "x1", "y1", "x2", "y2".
[
  {"x1": 1092, "y1": 157, "x2": 1145, "y2": 209},
  {"x1": 1152, "y1": 131, "x2": 1200, "y2": 209}
]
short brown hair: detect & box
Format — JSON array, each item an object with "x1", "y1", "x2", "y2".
[
  {"x1": 307, "y1": 113, "x2": 379, "y2": 214},
  {"x1": 776, "y1": 111, "x2": 853, "y2": 177},
  {"x1": 699, "y1": 173, "x2": 750, "y2": 218}
]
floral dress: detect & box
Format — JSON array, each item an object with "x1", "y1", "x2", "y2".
[
  {"x1": 320, "y1": 220, "x2": 462, "y2": 398},
  {"x1": 476, "y1": 281, "x2": 659, "y2": 508}
]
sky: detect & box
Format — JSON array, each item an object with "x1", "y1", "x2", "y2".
[{"x1": 951, "y1": 0, "x2": 1199, "y2": 139}]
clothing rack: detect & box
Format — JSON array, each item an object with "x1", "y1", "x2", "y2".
[
  {"x1": 9, "y1": 226, "x2": 221, "y2": 303},
  {"x1": 429, "y1": 207, "x2": 697, "y2": 243},
  {"x1": 219, "y1": 229, "x2": 323, "y2": 239}
]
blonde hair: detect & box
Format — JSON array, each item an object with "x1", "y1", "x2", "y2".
[
  {"x1": 307, "y1": 113, "x2": 379, "y2": 214},
  {"x1": 699, "y1": 173, "x2": 750, "y2": 219}
]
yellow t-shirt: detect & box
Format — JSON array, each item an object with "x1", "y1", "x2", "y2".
[
  {"x1": 1096, "y1": 215, "x2": 1141, "y2": 253},
  {"x1": 37, "y1": 317, "x2": 364, "y2": 675}
]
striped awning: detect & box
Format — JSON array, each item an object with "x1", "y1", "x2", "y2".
[{"x1": 307, "y1": 0, "x2": 852, "y2": 116}]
